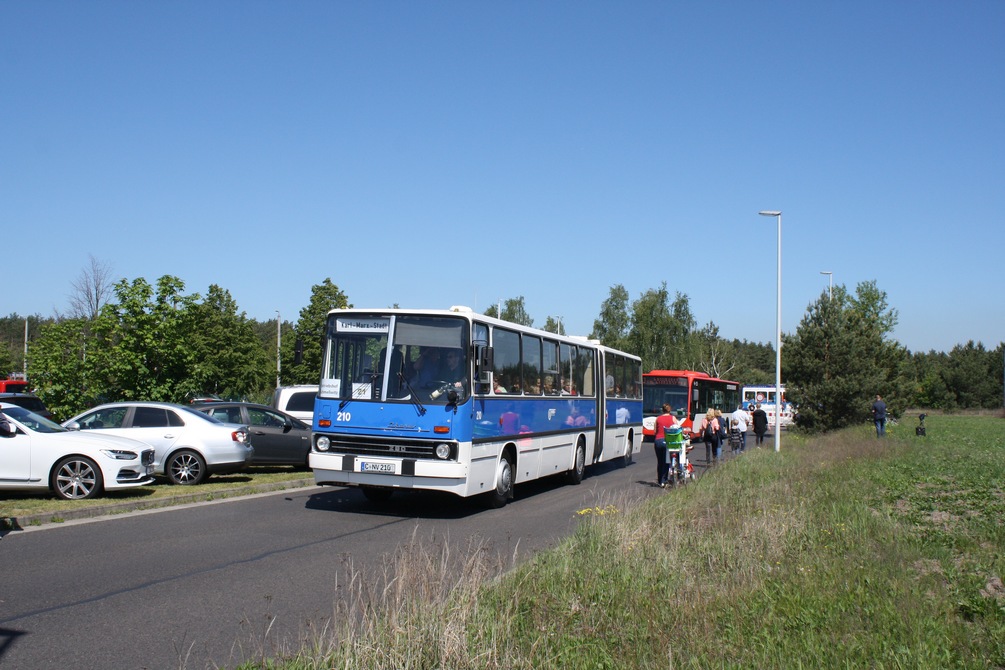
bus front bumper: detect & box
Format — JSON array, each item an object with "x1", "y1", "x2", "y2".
[{"x1": 309, "y1": 451, "x2": 470, "y2": 490}]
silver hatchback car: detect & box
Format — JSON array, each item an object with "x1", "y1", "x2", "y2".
[{"x1": 63, "y1": 402, "x2": 253, "y2": 485}]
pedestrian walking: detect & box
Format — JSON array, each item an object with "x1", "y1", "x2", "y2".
[
  {"x1": 871, "y1": 394, "x2": 887, "y2": 437},
  {"x1": 730, "y1": 404, "x2": 748, "y2": 452},
  {"x1": 653, "y1": 404, "x2": 679, "y2": 487},
  {"x1": 714, "y1": 409, "x2": 728, "y2": 459},
  {"x1": 752, "y1": 403, "x2": 768, "y2": 446},
  {"x1": 697, "y1": 409, "x2": 721, "y2": 464}
]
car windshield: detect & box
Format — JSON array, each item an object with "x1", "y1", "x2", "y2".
[{"x1": 2, "y1": 405, "x2": 66, "y2": 433}]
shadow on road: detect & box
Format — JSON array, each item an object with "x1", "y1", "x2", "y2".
[{"x1": 305, "y1": 458, "x2": 630, "y2": 520}]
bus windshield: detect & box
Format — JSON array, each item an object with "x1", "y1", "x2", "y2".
[
  {"x1": 642, "y1": 375, "x2": 689, "y2": 416},
  {"x1": 321, "y1": 314, "x2": 470, "y2": 404}
]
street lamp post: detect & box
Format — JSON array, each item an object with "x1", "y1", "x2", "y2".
[
  {"x1": 275, "y1": 310, "x2": 282, "y2": 390},
  {"x1": 820, "y1": 271, "x2": 833, "y2": 300},
  {"x1": 759, "y1": 210, "x2": 782, "y2": 453}
]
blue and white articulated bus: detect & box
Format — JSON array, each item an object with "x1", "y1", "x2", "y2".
[{"x1": 309, "y1": 307, "x2": 643, "y2": 507}]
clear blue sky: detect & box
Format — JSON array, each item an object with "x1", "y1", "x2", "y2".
[{"x1": 3, "y1": 1, "x2": 1002, "y2": 354}]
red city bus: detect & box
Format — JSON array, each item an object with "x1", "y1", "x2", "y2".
[
  {"x1": 641, "y1": 370, "x2": 741, "y2": 440},
  {"x1": 0, "y1": 377, "x2": 29, "y2": 394}
]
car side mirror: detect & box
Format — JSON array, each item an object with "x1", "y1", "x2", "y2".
[{"x1": 64, "y1": 420, "x2": 81, "y2": 431}]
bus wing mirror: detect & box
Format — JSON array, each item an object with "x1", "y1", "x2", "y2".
[{"x1": 476, "y1": 345, "x2": 494, "y2": 383}]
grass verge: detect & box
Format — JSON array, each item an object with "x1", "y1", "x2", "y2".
[{"x1": 238, "y1": 414, "x2": 1005, "y2": 669}]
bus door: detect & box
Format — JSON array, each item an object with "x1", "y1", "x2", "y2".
[{"x1": 593, "y1": 350, "x2": 606, "y2": 462}]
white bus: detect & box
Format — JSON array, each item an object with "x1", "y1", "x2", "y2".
[
  {"x1": 309, "y1": 307, "x2": 643, "y2": 507},
  {"x1": 741, "y1": 385, "x2": 794, "y2": 429}
]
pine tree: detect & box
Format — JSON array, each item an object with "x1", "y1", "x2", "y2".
[{"x1": 785, "y1": 281, "x2": 912, "y2": 431}]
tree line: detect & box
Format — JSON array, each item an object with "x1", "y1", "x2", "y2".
[{"x1": 1, "y1": 267, "x2": 1002, "y2": 429}]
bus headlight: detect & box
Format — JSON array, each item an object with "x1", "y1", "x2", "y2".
[
  {"x1": 435, "y1": 443, "x2": 451, "y2": 460},
  {"x1": 316, "y1": 436, "x2": 331, "y2": 452}
]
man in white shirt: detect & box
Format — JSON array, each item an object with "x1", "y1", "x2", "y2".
[{"x1": 730, "y1": 404, "x2": 749, "y2": 453}]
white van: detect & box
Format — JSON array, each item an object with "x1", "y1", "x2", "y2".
[{"x1": 271, "y1": 385, "x2": 318, "y2": 424}]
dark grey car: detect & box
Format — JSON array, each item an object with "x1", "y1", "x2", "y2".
[
  {"x1": 192, "y1": 402, "x2": 311, "y2": 467},
  {"x1": 0, "y1": 393, "x2": 54, "y2": 421}
]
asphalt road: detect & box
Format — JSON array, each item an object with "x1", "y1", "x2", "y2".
[{"x1": 0, "y1": 446, "x2": 685, "y2": 670}]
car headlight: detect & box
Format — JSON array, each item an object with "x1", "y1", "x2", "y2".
[
  {"x1": 435, "y1": 443, "x2": 451, "y2": 460},
  {"x1": 101, "y1": 449, "x2": 138, "y2": 461},
  {"x1": 316, "y1": 436, "x2": 331, "y2": 452}
]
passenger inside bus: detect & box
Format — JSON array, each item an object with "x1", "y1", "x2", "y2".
[{"x1": 409, "y1": 347, "x2": 441, "y2": 388}]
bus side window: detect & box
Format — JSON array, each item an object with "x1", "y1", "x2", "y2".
[
  {"x1": 523, "y1": 335, "x2": 542, "y2": 395},
  {"x1": 493, "y1": 328, "x2": 520, "y2": 394},
  {"x1": 542, "y1": 339, "x2": 559, "y2": 394}
]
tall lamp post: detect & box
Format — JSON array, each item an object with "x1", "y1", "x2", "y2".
[
  {"x1": 759, "y1": 210, "x2": 782, "y2": 452},
  {"x1": 820, "y1": 271, "x2": 833, "y2": 300},
  {"x1": 275, "y1": 310, "x2": 282, "y2": 390}
]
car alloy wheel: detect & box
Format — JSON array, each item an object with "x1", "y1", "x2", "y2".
[
  {"x1": 167, "y1": 450, "x2": 207, "y2": 485},
  {"x1": 53, "y1": 456, "x2": 103, "y2": 500}
]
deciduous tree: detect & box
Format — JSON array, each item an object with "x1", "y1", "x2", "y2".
[
  {"x1": 591, "y1": 285, "x2": 630, "y2": 351},
  {"x1": 284, "y1": 279, "x2": 351, "y2": 384},
  {"x1": 68, "y1": 255, "x2": 116, "y2": 320},
  {"x1": 623, "y1": 283, "x2": 699, "y2": 371},
  {"x1": 23, "y1": 318, "x2": 91, "y2": 419},
  {"x1": 185, "y1": 285, "x2": 272, "y2": 400},
  {"x1": 485, "y1": 297, "x2": 534, "y2": 327},
  {"x1": 542, "y1": 316, "x2": 565, "y2": 335},
  {"x1": 88, "y1": 276, "x2": 198, "y2": 402}
]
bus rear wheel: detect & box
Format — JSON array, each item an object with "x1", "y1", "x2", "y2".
[
  {"x1": 622, "y1": 433, "x2": 634, "y2": 467},
  {"x1": 565, "y1": 440, "x2": 586, "y2": 485}
]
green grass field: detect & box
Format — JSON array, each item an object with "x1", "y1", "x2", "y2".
[{"x1": 240, "y1": 413, "x2": 1005, "y2": 669}]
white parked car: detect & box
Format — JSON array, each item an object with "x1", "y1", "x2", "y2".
[
  {"x1": 271, "y1": 385, "x2": 318, "y2": 424},
  {"x1": 0, "y1": 402, "x2": 155, "y2": 500},
  {"x1": 63, "y1": 402, "x2": 253, "y2": 485}
]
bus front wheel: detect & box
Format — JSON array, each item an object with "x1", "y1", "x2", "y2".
[{"x1": 487, "y1": 454, "x2": 514, "y2": 508}]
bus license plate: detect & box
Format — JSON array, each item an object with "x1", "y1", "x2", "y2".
[{"x1": 360, "y1": 461, "x2": 395, "y2": 474}]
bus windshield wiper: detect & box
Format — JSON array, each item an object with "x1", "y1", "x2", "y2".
[{"x1": 398, "y1": 372, "x2": 427, "y2": 416}]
